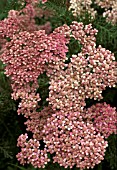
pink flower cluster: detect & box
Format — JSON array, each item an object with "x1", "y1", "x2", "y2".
[
  {"x1": 0, "y1": 30, "x2": 67, "y2": 99},
  {"x1": 16, "y1": 133, "x2": 50, "y2": 168},
  {"x1": 16, "y1": 103, "x2": 116, "y2": 169},
  {"x1": 68, "y1": 0, "x2": 117, "y2": 25},
  {"x1": 24, "y1": 106, "x2": 54, "y2": 140},
  {"x1": 20, "y1": 0, "x2": 51, "y2": 20},
  {"x1": 69, "y1": 0, "x2": 97, "y2": 20},
  {"x1": 0, "y1": 31, "x2": 67, "y2": 145},
  {"x1": 0, "y1": 4, "x2": 38, "y2": 40},
  {"x1": 16, "y1": 88, "x2": 41, "y2": 117},
  {"x1": 84, "y1": 103, "x2": 117, "y2": 138},
  {"x1": 95, "y1": 0, "x2": 117, "y2": 25},
  {"x1": 0, "y1": 1, "x2": 51, "y2": 45},
  {"x1": 43, "y1": 111, "x2": 108, "y2": 169},
  {"x1": 47, "y1": 22, "x2": 116, "y2": 113}
]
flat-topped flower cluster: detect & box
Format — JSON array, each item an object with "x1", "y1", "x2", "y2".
[
  {"x1": 69, "y1": 0, "x2": 97, "y2": 20},
  {"x1": 69, "y1": 0, "x2": 117, "y2": 25},
  {"x1": 95, "y1": 0, "x2": 117, "y2": 25},
  {"x1": 0, "y1": 1, "x2": 117, "y2": 169}
]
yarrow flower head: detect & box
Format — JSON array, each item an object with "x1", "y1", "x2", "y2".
[
  {"x1": 24, "y1": 106, "x2": 54, "y2": 140},
  {"x1": 0, "y1": 4, "x2": 38, "y2": 40},
  {"x1": 42, "y1": 111, "x2": 108, "y2": 169},
  {"x1": 95, "y1": 0, "x2": 117, "y2": 25},
  {"x1": 0, "y1": 29, "x2": 68, "y2": 98},
  {"x1": 16, "y1": 133, "x2": 50, "y2": 168},
  {"x1": 47, "y1": 22, "x2": 116, "y2": 113},
  {"x1": 0, "y1": 1, "x2": 51, "y2": 44},
  {"x1": 69, "y1": 0, "x2": 97, "y2": 20},
  {"x1": 84, "y1": 103, "x2": 117, "y2": 138}
]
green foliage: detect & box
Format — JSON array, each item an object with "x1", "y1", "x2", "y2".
[
  {"x1": 37, "y1": 72, "x2": 49, "y2": 109},
  {"x1": 105, "y1": 135, "x2": 117, "y2": 170},
  {"x1": 92, "y1": 16, "x2": 117, "y2": 58},
  {"x1": 0, "y1": 61, "x2": 22, "y2": 170},
  {"x1": 102, "y1": 87, "x2": 117, "y2": 104},
  {"x1": 38, "y1": 0, "x2": 74, "y2": 29},
  {"x1": 65, "y1": 38, "x2": 82, "y2": 65},
  {"x1": 0, "y1": 0, "x2": 23, "y2": 20}
]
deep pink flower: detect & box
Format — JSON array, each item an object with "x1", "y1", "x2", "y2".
[{"x1": 84, "y1": 103, "x2": 117, "y2": 138}]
